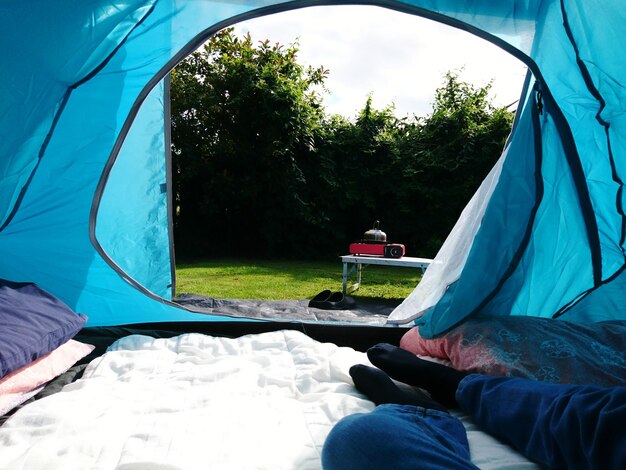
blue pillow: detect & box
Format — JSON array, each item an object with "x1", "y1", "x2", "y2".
[{"x1": 0, "y1": 279, "x2": 87, "y2": 378}]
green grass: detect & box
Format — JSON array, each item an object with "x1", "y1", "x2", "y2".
[{"x1": 175, "y1": 258, "x2": 422, "y2": 301}]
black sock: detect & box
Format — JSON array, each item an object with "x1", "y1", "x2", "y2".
[
  {"x1": 367, "y1": 343, "x2": 467, "y2": 407},
  {"x1": 349, "y1": 365, "x2": 448, "y2": 412}
]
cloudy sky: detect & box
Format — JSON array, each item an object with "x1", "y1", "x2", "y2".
[{"x1": 233, "y1": 5, "x2": 528, "y2": 119}]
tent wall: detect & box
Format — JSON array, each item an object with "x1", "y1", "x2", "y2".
[
  {"x1": 96, "y1": 78, "x2": 175, "y2": 300},
  {"x1": 0, "y1": 0, "x2": 624, "y2": 330},
  {"x1": 392, "y1": 0, "x2": 626, "y2": 335},
  {"x1": 0, "y1": 0, "x2": 267, "y2": 326},
  {"x1": 390, "y1": 83, "x2": 546, "y2": 332},
  {"x1": 0, "y1": 1, "x2": 158, "y2": 230}
]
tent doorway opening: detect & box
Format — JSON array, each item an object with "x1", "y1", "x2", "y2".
[{"x1": 100, "y1": 4, "x2": 527, "y2": 320}]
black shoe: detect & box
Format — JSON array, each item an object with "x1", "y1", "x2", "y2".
[
  {"x1": 308, "y1": 289, "x2": 332, "y2": 308},
  {"x1": 327, "y1": 292, "x2": 356, "y2": 310}
]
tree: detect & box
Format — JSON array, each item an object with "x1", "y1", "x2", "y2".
[
  {"x1": 311, "y1": 97, "x2": 405, "y2": 250},
  {"x1": 393, "y1": 71, "x2": 514, "y2": 255},
  {"x1": 171, "y1": 30, "x2": 514, "y2": 260},
  {"x1": 170, "y1": 28, "x2": 328, "y2": 257},
  {"x1": 307, "y1": 75, "x2": 513, "y2": 258}
]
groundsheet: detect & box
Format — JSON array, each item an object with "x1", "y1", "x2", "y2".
[{"x1": 174, "y1": 293, "x2": 400, "y2": 324}]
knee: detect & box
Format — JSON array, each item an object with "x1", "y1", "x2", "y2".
[
  {"x1": 322, "y1": 413, "x2": 384, "y2": 469},
  {"x1": 322, "y1": 406, "x2": 472, "y2": 470},
  {"x1": 322, "y1": 408, "x2": 427, "y2": 469}
]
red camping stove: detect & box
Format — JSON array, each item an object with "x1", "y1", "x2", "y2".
[
  {"x1": 349, "y1": 242, "x2": 405, "y2": 258},
  {"x1": 349, "y1": 221, "x2": 405, "y2": 258}
]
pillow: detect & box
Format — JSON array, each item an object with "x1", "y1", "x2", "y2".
[
  {"x1": 400, "y1": 316, "x2": 626, "y2": 386},
  {"x1": 0, "y1": 339, "x2": 95, "y2": 416},
  {"x1": 0, "y1": 279, "x2": 87, "y2": 378}
]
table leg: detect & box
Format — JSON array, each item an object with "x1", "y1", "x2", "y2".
[{"x1": 342, "y1": 261, "x2": 348, "y2": 295}]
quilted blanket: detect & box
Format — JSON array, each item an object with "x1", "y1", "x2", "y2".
[
  {"x1": 0, "y1": 330, "x2": 536, "y2": 470},
  {"x1": 0, "y1": 330, "x2": 373, "y2": 470}
]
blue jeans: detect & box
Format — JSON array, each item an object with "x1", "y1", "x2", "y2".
[{"x1": 322, "y1": 375, "x2": 626, "y2": 469}]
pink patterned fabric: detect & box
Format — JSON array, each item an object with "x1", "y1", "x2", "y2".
[
  {"x1": 400, "y1": 317, "x2": 626, "y2": 386},
  {"x1": 0, "y1": 339, "x2": 94, "y2": 415}
]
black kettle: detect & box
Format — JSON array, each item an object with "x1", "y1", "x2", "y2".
[{"x1": 363, "y1": 221, "x2": 387, "y2": 242}]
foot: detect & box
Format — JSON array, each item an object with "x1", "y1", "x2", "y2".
[
  {"x1": 367, "y1": 343, "x2": 467, "y2": 407},
  {"x1": 349, "y1": 365, "x2": 447, "y2": 412}
]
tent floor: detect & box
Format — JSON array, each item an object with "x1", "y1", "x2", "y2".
[
  {"x1": 174, "y1": 293, "x2": 399, "y2": 324},
  {"x1": 78, "y1": 295, "x2": 409, "y2": 356}
]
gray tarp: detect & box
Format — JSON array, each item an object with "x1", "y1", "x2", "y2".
[{"x1": 174, "y1": 294, "x2": 399, "y2": 324}]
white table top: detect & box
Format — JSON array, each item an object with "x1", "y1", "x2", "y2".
[{"x1": 340, "y1": 255, "x2": 432, "y2": 267}]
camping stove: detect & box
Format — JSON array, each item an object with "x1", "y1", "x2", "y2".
[{"x1": 349, "y1": 241, "x2": 405, "y2": 258}]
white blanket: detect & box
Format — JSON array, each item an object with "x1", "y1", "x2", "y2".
[{"x1": 0, "y1": 330, "x2": 536, "y2": 469}]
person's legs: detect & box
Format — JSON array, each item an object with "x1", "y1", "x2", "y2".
[
  {"x1": 457, "y1": 375, "x2": 626, "y2": 469},
  {"x1": 349, "y1": 364, "x2": 447, "y2": 412},
  {"x1": 367, "y1": 343, "x2": 468, "y2": 407},
  {"x1": 322, "y1": 364, "x2": 476, "y2": 469},
  {"x1": 322, "y1": 404, "x2": 478, "y2": 470},
  {"x1": 367, "y1": 343, "x2": 626, "y2": 469}
]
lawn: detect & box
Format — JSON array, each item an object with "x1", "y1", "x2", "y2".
[{"x1": 175, "y1": 258, "x2": 422, "y2": 301}]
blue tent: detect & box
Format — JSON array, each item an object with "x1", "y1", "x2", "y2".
[{"x1": 0, "y1": 1, "x2": 624, "y2": 336}]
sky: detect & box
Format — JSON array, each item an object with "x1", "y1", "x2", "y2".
[{"x1": 233, "y1": 5, "x2": 529, "y2": 119}]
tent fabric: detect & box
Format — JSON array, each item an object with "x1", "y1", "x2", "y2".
[
  {"x1": 0, "y1": 1, "x2": 624, "y2": 333},
  {"x1": 389, "y1": 82, "x2": 543, "y2": 329},
  {"x1": 389, "y1": 0, "x2": 626, "y2": 336},
  {"x1": 0, "y1": 1, "x2": 158, "y2": 230},
  {"x1": 96, "y1": 79, "x2": 175, "y2": 300}
]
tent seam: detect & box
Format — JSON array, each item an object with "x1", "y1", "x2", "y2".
[
  {"x1": 560, "y1": 0, "x2": 626, "y2": 265},
  {"x1": 0, "y1": 1, "x2": 158, "y2": 233},
  {"x1": 72, "y1": 1, "x2": 159, "y2": 89},
  {"x1": 539, "y1": 85, "x2": 603, "y2": 286},
  {"x1": 163, "y1": 74, "x2": 176, "y2": 297},
  {"x1": 0, "y1": 90, "x2": 72, "y2": 232},
  {"x1": 458, "y1": 85, "x2": 546, "y2": 324},
  {"x1": 553, "y1": 263, "x2": 626, "y2": 319}
]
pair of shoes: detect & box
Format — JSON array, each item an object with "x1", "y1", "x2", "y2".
[
  {"x1": 308, "y1": 289, "x2": 332, "y2": 308},
  {"x1": 308, "y1": 290, "x2": 356, "y2": 310}
]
